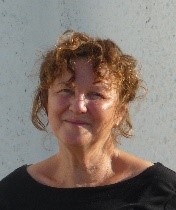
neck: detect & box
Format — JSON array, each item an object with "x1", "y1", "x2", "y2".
[{"x1": 54, "y1": 141, "x2": 118, "y2": 187}]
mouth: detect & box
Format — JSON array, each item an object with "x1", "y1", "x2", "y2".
[{"x1": 64, "y1": 120, "x2": 89, "y2": 126}]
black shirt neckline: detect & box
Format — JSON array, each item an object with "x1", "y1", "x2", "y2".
[{"x1": 21, "y1": 162, "x2": 161, "y2": 192}]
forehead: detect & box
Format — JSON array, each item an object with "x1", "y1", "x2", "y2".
[
  {"x1": 52, "y1": 58, "x2": 118, "y2": 90},
  {"x1": 66, "y1": 58, "x2": 114, "y2": 82}
]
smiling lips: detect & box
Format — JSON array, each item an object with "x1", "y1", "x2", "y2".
[{"x1": 64, "y1": 119, "x2": 89, "y2": 126}]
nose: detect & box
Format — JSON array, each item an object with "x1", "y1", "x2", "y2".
[{"x1": 69, "y1": 94, "x2": 87, "y2": 114}]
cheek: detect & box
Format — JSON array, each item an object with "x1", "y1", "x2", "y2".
[
  {"x1": 47, "y1": 97, "x2": 69, "y2": 127},
  {"x1": 88, "y1": 100, "x2": 116, "y2": 121},
  {"x1": 48, "y1": 96, "x2": 68, "y2": 112},
  {"x1": 101, "y1": 100, "x2": 116, "y2": 111}
]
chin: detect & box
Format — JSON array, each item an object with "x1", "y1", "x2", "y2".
[{"x1": 58, "y1": 132, "x2": 93, "y2": 148}]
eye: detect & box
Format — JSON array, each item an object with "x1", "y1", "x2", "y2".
[
  {"x1": 57, "y1": 88, "x2": 74, "y2": 95},
  {"x1": 87, "y1": 92, "x2": 105, "y2": 100},
  {"x1": 60, "y1": 88, "x2": 71, "y2": 92}
]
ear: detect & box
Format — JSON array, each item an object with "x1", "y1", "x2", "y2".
[{"x1": 115, "y1": 104, "x2": 127, "y2": 126}]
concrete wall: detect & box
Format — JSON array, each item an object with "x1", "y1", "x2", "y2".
[{"x1": 0, "y1": 0, "x2": 176, "y2": 179}]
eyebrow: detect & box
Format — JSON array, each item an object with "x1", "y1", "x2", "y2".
[
  {"x1": 54, "y1": 81, "x2": 74, "y2": 88},
  {"x1": 92, "y1": 82, "x2": 111, "y2": 89},
  {"x1": 54, "y1": 81, "x2": 111, "y2": 90},
  {"x1": 57, "y1": 82, "x2": 70, "y2": 85}
]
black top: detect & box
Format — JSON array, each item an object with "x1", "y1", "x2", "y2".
[{"x1": 0, "y1": 163, "x2": 176, "y2": 210}]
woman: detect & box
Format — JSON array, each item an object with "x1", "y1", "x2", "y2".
[{"x1": 0, "y1": 31, "x2": 176, "y2": 209}]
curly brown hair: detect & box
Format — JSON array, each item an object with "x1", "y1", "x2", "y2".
[{"x1": 31, "y1": 30, "x2": 142, "y2": 138}]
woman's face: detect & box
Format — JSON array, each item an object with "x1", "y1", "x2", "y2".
[{"x1": 47, "y1": 58, "x2": 123, "y2": 148}]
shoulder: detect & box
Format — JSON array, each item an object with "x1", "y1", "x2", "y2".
[
  {"x1": 0, "y1": 165, "x2": 34, "y2": 197},
  {"x1": 131, "y1": 162, "x2": 176, "y2": 191},
  {"x1": 0, "y1": 164, "x2": 41, "y2": 197},
  {"x1": 148, "y1": 163, "x2": 176, "y2": 186},
  {"x1": 0, "y1": 165, "x2": 28, "y2": 209},
  {"x1": 136, "y1": 162, "x2": 176, "y2": 203},
  {"x1": 119, "y1": 151, "x2": 176, "y2": 188},
  {"x1": 150, "y1": 163, "x2": 176, "y2": 209},
  {"x1": 118, "y1": 151, "x2": 176, "y2": 203},
  {"x1": 0, "y1": 165, "x2": 27, "y2": 189}
]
